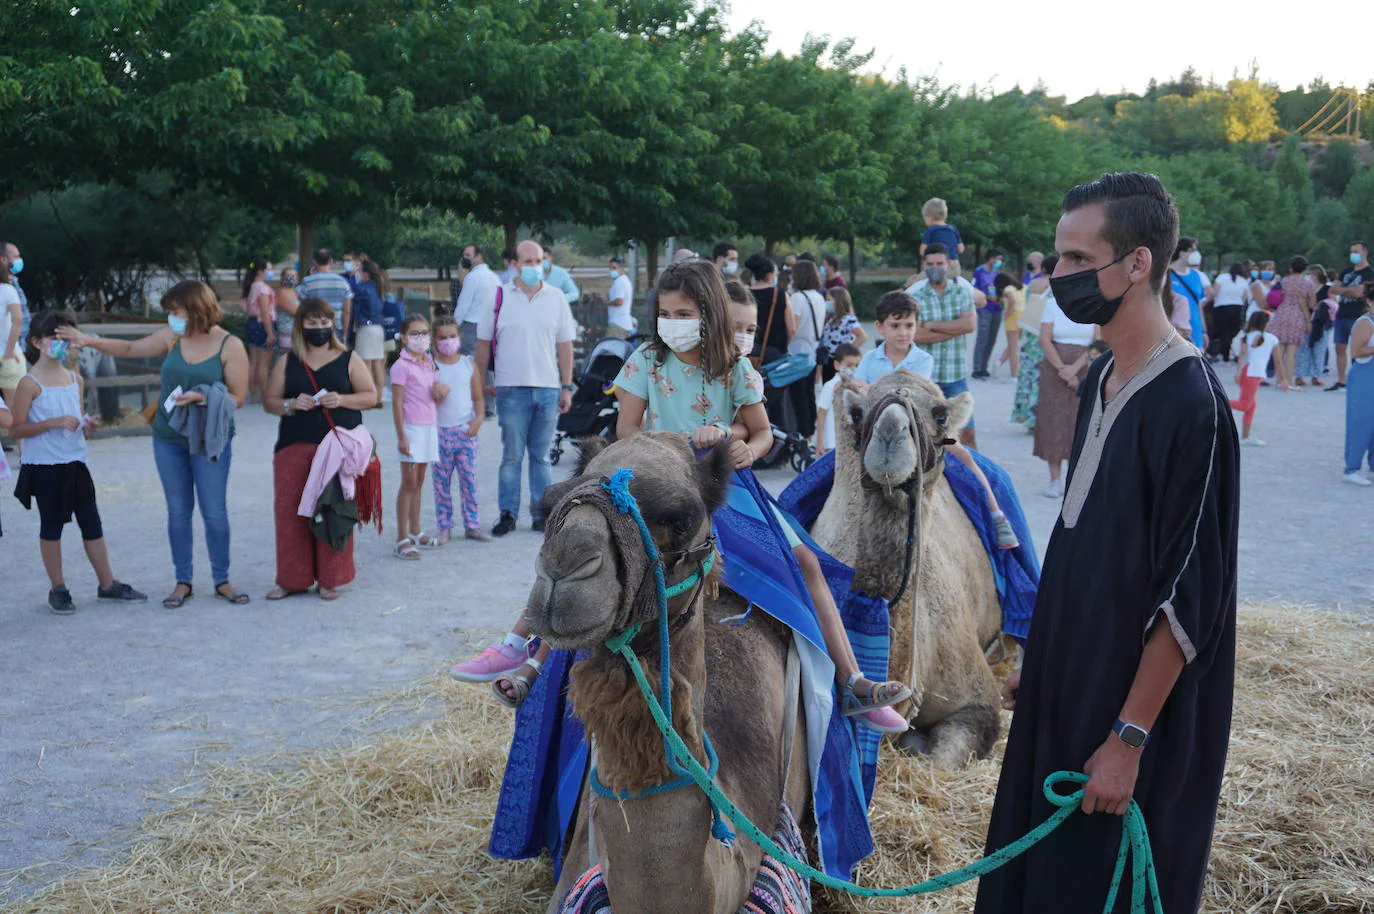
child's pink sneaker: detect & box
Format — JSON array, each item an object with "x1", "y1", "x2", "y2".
[
  {"x1": 855, "y1": 705, "x2": 909, "y2": 734},
  {"x1": 449, "y1": 642, "x2": 527, "y2": 683}
]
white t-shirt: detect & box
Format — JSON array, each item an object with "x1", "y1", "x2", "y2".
[
  {"x1": 1040, "y1": 293, "x2": 1096, "y2": 346},
  {"x1": 1212, "y1": 273, "x2": 1250, "y2": 308},
  {"x1": 790, "y1": 290, "x2": 826, "y2": 345},
  {"x1": 477, "y1": 282, "x2": 577, "y2": 389},
  {"x1": 435, "y1": 356, "x2": 476, "y2": 428},
  {"x1": 1243, "y1": 331, "x2": 1279, "y2": 377},
  {"x1": 816, "y1": 374, "x2": 841, "y2": 450},
  {"x1": 454, "y1": 262, "x2": 499, "y2": 325},
  {"x1": 607, "y1": 273, "x2": 635, "y2": 331},
  {"x1": 0, "y1": 284, "x2": 20, "y2": 356}
]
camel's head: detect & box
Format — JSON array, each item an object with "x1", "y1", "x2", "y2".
[
  {"x1": 523, "y1": 434, "x2": 732, "y2": 651},
  {"x1": 843, "y1": 370, "x2": 972, "y2": 490}
]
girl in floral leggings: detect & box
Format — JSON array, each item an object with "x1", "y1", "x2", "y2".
[{"x1": 432, "y1": 314, "x2": 489, "y2": 543}]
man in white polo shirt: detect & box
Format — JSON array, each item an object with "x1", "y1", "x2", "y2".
[
  {"x1": 605, "y1": 256, "x2": 636, "y2": 339},
  {"x1": 476, "y1": 240, "x2": 576, "y2": 537}
]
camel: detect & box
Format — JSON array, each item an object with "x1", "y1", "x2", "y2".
[
  {"x1": 523, "y1": 433, "x2": 811, "y2": 914},
  {"x1": 811, "y1": 370, "x2": 1007, "y2": 767}
]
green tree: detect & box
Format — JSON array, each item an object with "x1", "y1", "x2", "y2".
[
  {"x1": 1315, "y1": 139, "x2": 1357, "y2": 197},
  {"x1": 1223, "y1": 75, "x2": 1279, "y2": 143},
  {"x1": 1272, "y1": 135, "x2": 1316, "y2": 232},
  {"x1": 1343, "y1": 165, "x2": 1374, "y2": 247}
]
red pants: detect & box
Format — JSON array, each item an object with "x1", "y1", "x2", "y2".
[
  {"x1": 274, "y1": 443, "x2": 355, "y2": 591},
  {"x1": 1229, "y1": 366, "x2": 1262, "y2": 426}
]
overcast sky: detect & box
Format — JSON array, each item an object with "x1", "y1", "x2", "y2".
[{"x1": 726, "y1": 0, "x2": 1367, "y2": 101}]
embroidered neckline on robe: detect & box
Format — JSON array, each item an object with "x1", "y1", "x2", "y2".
[{"x1": 1061, "y1": 343, "x2": 1197, "y2": 529}]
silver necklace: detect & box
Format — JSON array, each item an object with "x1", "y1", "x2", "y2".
[{"x1": 1095, "y1": 332, "x2": 1175, "y2": 437}]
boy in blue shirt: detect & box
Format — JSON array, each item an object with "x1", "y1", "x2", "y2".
[
  {"x1": 854, "y1": 290, "x2": 1018, "y2": 549},
  {"x1": 919, "y1": 198, "x2": 966, "y2": 272}
]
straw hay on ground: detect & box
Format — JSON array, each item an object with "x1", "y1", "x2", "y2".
[{"x1": 9, "y1": 605, "x2": 1373, "y2": 914}]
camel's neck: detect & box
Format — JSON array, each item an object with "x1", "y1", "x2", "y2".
[{"x1": 571, "y1": 606, "x2": 734, "y2": 912}]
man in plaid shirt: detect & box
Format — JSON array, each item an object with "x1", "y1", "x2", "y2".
[{"x1": 910, "y1": 242, "x2": 979, "y2": 446}]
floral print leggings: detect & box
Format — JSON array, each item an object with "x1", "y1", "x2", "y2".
[{"x1": 433, "y1": 425, "x2": 480, "y2": 531}]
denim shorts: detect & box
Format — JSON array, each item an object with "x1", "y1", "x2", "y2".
[
  {"x1": 1334, "y1": 316, "x2": 1359, "y2": 346},
  {"x1": 937, "y1": 378, "x2": 975, "y2": 429}
]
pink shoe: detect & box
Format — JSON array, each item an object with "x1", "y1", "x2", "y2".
[
  {"x1": 855, "y1": 705, "x2": 909, "y2": 734},
  {"x1": 449, "y1": 642, "x2": 527, "y2": 683}
]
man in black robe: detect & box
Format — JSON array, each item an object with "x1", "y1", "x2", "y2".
[{"x1": 976, "y1": 173, "x2": 1239, "y2": 914}]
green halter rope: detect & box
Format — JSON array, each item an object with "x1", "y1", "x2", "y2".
[{"x1": 594, "y1": 467, "x2": 1165, "y2": 911}]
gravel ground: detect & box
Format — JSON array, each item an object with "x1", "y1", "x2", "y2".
[{"x1": 1, "y1": 356, "x2": 1368, "y2": 899}]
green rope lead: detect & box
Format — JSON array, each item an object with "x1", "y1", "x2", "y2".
[{"x1": 607, "y1": 637, "x2": 1164, "y2": 912}]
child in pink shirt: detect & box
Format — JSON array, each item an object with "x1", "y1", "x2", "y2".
[{"x1": 390, "y1": 314, "x2": 448, "y2": 559}]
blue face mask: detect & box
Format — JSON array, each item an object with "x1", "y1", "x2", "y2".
[
  {"x1": 819, "y1": 266, "x2": 828, "y2": 278},
  {"x1": 992, "y1": 259, "x2": 1004, "y2": 270},
  {"x1": 44, "y1": 339, "x2": 70, "y2": 361},
  {"x1": 265, "y1": 269, "x2": 277, "y2": 282},
  {"x1": 168, "y1": 314, "x2": 188, "y2": 335},
  {"x1": 1250, "y1": 270, "x2": 1259, "y2": 279},
  {"x1": 1352, "y1": 252, "x2": 1364, "y2": 265},
  {"x1": 542, "y1": 261, "x2": 552, "y2": 274},
  {"x1": 520, "y1": 265, "x2": 542, "y2": 286},
  {"x1": 10, "y1": 258, "x2": 23, "y2": 275},
  {"x1": 608, "y1": 269, "x2": 619, "y2": 279},
  {"x1": 1260, "y1": 270, "x2": 1274, "y2": 281}
]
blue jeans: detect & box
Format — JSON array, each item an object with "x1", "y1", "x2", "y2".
[
  {"x1": 972, "y1": 309, "x2": 1002, "y2": 377},
  {"x1": 1345, "y1": 360, "x2": 1374, "y2": 473},
  {"x1": 496, "y1": 387, "x2": 559, "y2": 520},
  {"x1": 937, "y1": 378, "x2": 975, "y2": 429},
  {"x1": 153, "y1": 438, "x2": 233, "y2": 585}
]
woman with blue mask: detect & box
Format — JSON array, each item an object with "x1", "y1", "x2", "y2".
[{"x1": 59, "y1": 280, "x2": 251, "y2": 609}]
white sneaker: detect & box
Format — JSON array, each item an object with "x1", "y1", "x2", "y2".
[
  {"x1": 1042, "y1": 479, "x2": 1064, "y2": 499},
  {"x1": 1343, "y1": 472, "x2": 1372, "y2": 487},
  {"x1": 1240, "y1": 437, "x2": 1266, "y2": 447}
]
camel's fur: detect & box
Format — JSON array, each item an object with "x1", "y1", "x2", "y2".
[
  {"x1": 812, "y1": 371, "x2": 1006, "y2": 767},
  {"x1": 526, "y1": 435, "x2": 810, "y2": 914}
]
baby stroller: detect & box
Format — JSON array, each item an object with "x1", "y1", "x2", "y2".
[
  {"x1": 550, "y1": 335, "x2": 638, "y2": 466},
  {"x1": 754, "y1": 364, "x2": 817, "y2": 473}
]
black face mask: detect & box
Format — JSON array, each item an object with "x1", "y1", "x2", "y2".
[
  {"x1": 1048, "y1": 253, "x2": 1131, "y2": 326},
  {"x1": 460, "y1": 256, "x2": 473, "y2": 270},
  {"x1": 302, "y1": 327, "x2": 333, "y2": 347}
]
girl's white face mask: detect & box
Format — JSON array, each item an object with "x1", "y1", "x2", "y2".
[
  {"x1": 658, "y1": 318, "x2": 702, "y2": 353},
  {"x1": 733, "y1": 331, "x2": 756, "y2": 354}
]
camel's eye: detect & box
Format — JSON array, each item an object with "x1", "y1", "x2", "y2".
[{"x1": 931, "y1": 404, "x2": 948, "y2": 428}]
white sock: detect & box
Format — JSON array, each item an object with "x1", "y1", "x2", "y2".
[{"x1": 502, "y1": 632, "x2": 528, "y2": 650}]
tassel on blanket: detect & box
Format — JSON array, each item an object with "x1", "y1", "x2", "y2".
[{"x1": 354, "y1": 455, "x2": 384, "y2": 532}]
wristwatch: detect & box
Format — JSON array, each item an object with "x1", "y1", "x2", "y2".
[{"x1": 1112, "y1": 718, "x2": 1150, "y2": 749}]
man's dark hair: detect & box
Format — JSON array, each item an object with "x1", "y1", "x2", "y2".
[
  {"x1": 924, "y1": 242, "x2": 949, "y2": 259},
  {"x1": 1289, "y1": 255, "x2": 1308, "y2": 274},
  {"x1": 1042, "y1": 253, "x2": 1059, "y2": 275},
  {"x1": 1062, "y1": 173, "x2": 1179, "y2": 294},
  {"x1": 824, "y1": 255, "x2": 841, "y2": 271},
  {"x1": 501, "y1": 246, "x2": 517, "y2": 263},
  {"x1": 798, "y1": 252, "x2": 817, "y2": 263},
  {"x1": 464, "y1": 243, "x2": 485, "y2": 260},
  {"x1": 875, "y1": 290, "x2": 918, "y2": 323},
  {"x1": 1173, "y1": 235, "x2": 1197, "y2": 260},
  {"x1": 744, "y1": 252, "x2": 774, "y2": 281},
  {"x1": 986, "y1": 248, "x2": 1004, "y2": 261},
  {"x1": 1353, "y1": 241, "x2": 1369, "y2": 254},
  {"x1": 831, "y1": 342, "x2": 862, "y2": 363},
  {"x1": 712, "y1": 241, "x2": 737, "y2": 262},
  {"x1": 313, "y1": 247, "x2": 333, "y2": 267}
]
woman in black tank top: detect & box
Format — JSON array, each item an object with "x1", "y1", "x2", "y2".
[{"x1": 263, "y1": 298, "x2": 379, "y2": 600}]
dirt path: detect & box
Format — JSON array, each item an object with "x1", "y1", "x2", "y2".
[{"x1": 1, "y1": 362, "x2": 1367, "y2": 897}]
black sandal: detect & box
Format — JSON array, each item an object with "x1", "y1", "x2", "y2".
[
  {"x1": 162, "y1": 583, "x2": 193, "y2": 609},
  {"x1": 214, "y1": 582, "x2": 252, "y2": 605}
]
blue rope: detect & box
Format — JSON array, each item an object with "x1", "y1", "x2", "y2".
[
  {"x1": 594, "y1": 468, "x2": 1165, "y2": 909},
  {"x1": 597, "y1": 469, "x2": 736, "y2": 846}
]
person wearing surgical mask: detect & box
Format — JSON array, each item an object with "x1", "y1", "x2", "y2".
[
  {"x1": 712, "y1": 240, "x2": 740, "y2": 277},
  {"x1": 537, "y1": 250, "x2": 581, "y2": 305},
  {"x1": 59, "y1": 280, "x2": 251, "y2": 609},
  {"x1": 1168, "y1": 237, "x2": 1211, "y2": 351},
  {"x1": 1, "y1": 240, "x2": 31, "y2": 348},
  {"x1": 605, "y1": 256, "x2": 636, "y2": 340},
  {"x1": 475, "y1": 240, "x2": 576, "y2": 538}
]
